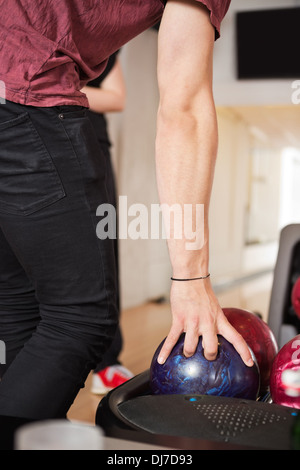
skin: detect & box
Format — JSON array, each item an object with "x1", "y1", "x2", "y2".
[
  {"x1": 81, "y1": 58, "x2": 126, "y2": 114},
  {"x1": 81, "y1": 2, "x2": 253, "y2": 369},
  {"x1": 155, "y1": 0, "x2": 254, "y2": 367}
]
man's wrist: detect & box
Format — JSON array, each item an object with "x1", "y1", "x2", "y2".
[
  {"x1": 170, "y1": 241, "x2": 209, "y2": 278},
  {"x1": 171, "y1": 273, "x2": 210, "y2": 281},
  {"x1": 171, "y1": 258, "x2": 210, "y2": 279}
]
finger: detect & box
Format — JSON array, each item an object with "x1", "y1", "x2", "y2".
[
  {"x1": 183, "y1": 327, "x2": 200, "y2": 358},
  {"x1": 220, "y1": 321, "x2": 254, "y2": 367},
  {"x1": 157, "y1": 325, "x2": 182, "y2": 364},
  {"x1": 202, "y1": 330, "x2": 219, "y2": 361}
]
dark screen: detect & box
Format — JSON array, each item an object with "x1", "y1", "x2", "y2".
[{"x1": 237, "y1": 8, "x2": 300, "y2": 79}]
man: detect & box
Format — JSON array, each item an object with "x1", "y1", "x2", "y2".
[
  {"x1": 0, "y1": 0, "x2": 253, "y2": 420},
  {"x1": 82, "y1": 53, "x2": 134, "y2": 394}
]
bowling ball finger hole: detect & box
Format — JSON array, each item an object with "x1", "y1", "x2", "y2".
[
  {"x1": 201, "y1": 345, "x2": 221, "y2": 362},
  {"x1": 180, "y1": 348, "x2": 220, "y2": 361}
]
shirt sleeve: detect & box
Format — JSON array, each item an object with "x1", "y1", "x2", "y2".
[{"x1": 194, "y1": 0, "x2": 231, "y2": 39}]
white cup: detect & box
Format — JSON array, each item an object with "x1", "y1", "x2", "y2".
[{"x1": 15, "y1": 420, "x2": 104, "y2": 450}]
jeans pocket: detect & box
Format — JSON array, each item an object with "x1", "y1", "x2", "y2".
[{"x1": 0, "y1": 113, "x2": 66, "y2": 216}]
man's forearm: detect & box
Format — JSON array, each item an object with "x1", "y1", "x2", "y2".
[
  {"x1": 154, "y1": 0, "x2": 253, "y2": 368},
  {"x1": 155, "y1": 89, "x2": 218, "y2": 278}
]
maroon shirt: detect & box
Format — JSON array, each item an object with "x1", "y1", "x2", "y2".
[{"x1": 0, "y1": 0, "x2": 231, "y2": 107}]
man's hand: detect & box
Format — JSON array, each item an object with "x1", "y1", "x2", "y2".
[
  {"x1": 157, "y1": 277, "x2": 254, "y2": 367},
  {"x1": 155, "y1": 0, "x2": 253, "y2": 367}
]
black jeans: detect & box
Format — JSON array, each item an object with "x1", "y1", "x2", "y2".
[
  {"x1": 0, "y1": 100, "x2": 118, "y2": 419},
  {"x1": 87, "y1": 110, "x2": 123, "y2": 373}
]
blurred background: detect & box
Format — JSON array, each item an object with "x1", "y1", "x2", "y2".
[
  {"x1": 106, "y1": 0, "x2": 300, "y2": 315},
  {"x1": 69, "y1": 0, "x2": 300, "y2": 421}
]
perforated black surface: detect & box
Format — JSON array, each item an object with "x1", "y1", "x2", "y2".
[{"x1": 118, "y1": 394, "x2": 297, "y2": 450}]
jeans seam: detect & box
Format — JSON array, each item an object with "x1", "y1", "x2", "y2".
[{"x1": 57, "y1": 117, "x2": 110, "y2": 323}]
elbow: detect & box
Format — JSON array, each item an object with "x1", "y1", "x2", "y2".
[
  {"x1": 157, "y1": 86, "x2": 215, "y2": 131},
  {"x1": 157, "y1": 104, "x2": 198, "y2": 136},
  {"x1": 161, "y1": 77, "x2": 214, "y2": 111},
  {"x1": 156, "y1": 86, "x2": 218, "y2": 156}
]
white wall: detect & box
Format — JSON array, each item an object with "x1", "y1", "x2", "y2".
[
  {"x1": 107, "y1": 1, "x2": 298, "y2": 308},
  {"x1": 279, "y1": 147, "x2": 300, "y2": 228},
  {"x1": 213, "y1": 0, "x2": 299, "y2": 106},
  {"x1": 108, "y1": 30, "x2": 171, "y2": 309},
  {"x1": 209, "y1": 108, "x2": 250, "y2": 278},
  {"x1": 209, "y1": 108, "x2": 282, "y2": 280}
]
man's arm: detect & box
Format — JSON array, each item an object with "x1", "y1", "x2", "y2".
[
  {"x1": 81, "y1": 59, "x2": 126, "y2": 114},
  {"x1": 155, "y1": 0, "x2": 254, "y2": 366}
]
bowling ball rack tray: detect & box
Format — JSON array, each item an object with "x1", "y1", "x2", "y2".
[{"x1": 96, "y1": 370, "x2": 299, "y2": 450}]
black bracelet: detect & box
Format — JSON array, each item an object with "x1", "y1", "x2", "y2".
[{"x1": 171, "y1": 274, "x2": 211, "y2": 281}]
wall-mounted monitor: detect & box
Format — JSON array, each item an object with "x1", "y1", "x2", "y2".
[{"x1": 236, "y1": 7, "x2": 300, "y2": 79}]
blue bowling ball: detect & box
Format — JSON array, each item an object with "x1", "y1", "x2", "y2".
[{"x1": 150, "y1": 334, "x2": 260, "y2": 400}]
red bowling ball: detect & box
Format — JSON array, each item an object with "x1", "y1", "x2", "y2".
[
  {"x1": 270, "y1": 335, "x2": 300, "y2": 409},
  {"x1": 223, "y1": 307, "x2": 278, "y2": 394},
  {"x1": 291, "y1": 277, "x2": 300, "y2": 319}
]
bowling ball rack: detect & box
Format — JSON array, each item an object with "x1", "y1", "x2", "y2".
[
  {"x1": 96, "y1": 369, "x2": 298, "y2": 450},
  {"x1": 97, "y1": 225, "x2": 300, "y2": 450},
  {"x1": 268, "y1": 224, "x2": 300, "y2": 348}
]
